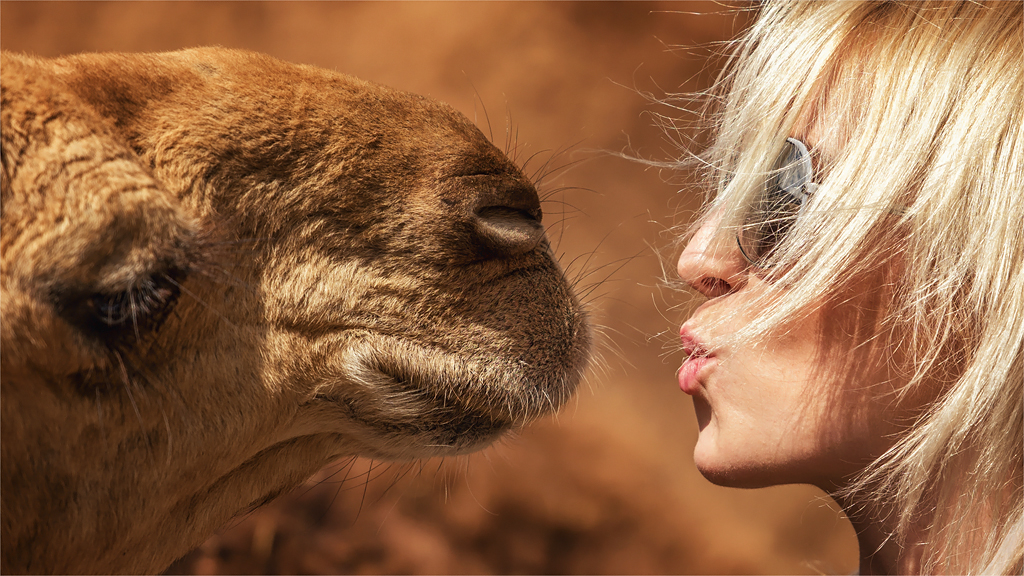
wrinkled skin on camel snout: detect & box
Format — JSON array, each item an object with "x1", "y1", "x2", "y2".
[{"x1": 0, "y1": 47, "x2": 590, "y2": 574}]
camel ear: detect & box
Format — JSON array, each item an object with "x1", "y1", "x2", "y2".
[{"x1": 1, "y1": 52, "x2": 197, "y2": 371}]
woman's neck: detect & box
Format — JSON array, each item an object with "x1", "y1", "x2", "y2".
[{"x1": 833, "y1": 494, "x2": 927, "y2": 575}]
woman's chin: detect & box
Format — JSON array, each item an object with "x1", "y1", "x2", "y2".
[
  {"x1": 692, "y1": 437, "x2": 793, "y2": 489},
  {"x1": 693, "y1": 433, "x2": 745, "y2": 486}
]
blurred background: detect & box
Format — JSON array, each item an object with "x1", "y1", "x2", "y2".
[{"x1": 1, "y1": 2, "x2": 858, "y2": 574}]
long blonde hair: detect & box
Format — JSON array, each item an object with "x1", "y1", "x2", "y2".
[{"x1": 688, "y1": 2, "x2": 1023, "y2": 573}]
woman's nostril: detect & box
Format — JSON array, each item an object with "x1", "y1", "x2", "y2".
[
  {"x1": 706, "y1": 278, "x2": 724, "y2": 293},
  {"x1": 699, "y1": 277, "x2": 731, "y2": 298}
]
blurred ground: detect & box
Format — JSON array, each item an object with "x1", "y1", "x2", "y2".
[{"x1": 1, "y1": 2, "x2": 859, "y2": 574}]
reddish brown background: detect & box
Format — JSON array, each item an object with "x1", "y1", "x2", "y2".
[{"x1": 1, "y1": 2, "x2": 858, "y2": 574}]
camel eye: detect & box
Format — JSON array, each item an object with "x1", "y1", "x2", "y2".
[
  {"x1": 83, "y1": 273, "x2": 182, "y2": 339},
  {"x1": 91, "y1": 282, "x2": 164, "y2": 326}
]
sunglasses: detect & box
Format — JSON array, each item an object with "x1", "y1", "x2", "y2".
[{"x1": 736, "y1": 137, "x2": 819, "y2": 268}]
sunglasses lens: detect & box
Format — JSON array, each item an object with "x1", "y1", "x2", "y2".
[
  {"x1": 738, "y1": 139, "x2": 813, "y2": 266},
  {"x1": 738, "y1": 191, "x2": 801, "y2": 263}
]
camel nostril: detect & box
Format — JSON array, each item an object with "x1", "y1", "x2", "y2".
[{"x1": 474, "y1": 205, "x2": 545, "y2": 256}]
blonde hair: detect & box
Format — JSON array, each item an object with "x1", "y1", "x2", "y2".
[{"x1": 688, "y1": 1, "x2": 1023, "y2": 573}]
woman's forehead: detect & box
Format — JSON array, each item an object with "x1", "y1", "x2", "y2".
[{"x1": 788, "y1": 66, "x2": 866, "y2": 167}]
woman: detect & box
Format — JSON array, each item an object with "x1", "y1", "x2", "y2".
[{"x1": 673, "y1": 2, "x2": 1022, "y2": 573}]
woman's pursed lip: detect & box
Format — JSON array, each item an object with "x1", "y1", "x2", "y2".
[
  {"x1": 678, "y1": 326, "x2": 714, "y2": 395},
  {"x1": 679, "y1": 326, "x2": 711, "y2": 358}
]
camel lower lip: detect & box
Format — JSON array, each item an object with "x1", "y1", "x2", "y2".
[{"x1": 678, "y1": 356, "x2": 713, "y2": 395}]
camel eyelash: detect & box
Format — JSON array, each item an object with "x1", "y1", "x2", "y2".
[
  {"x1": 56, "y1": 267, "x2": 188, "y2": 344},
  {"x1": 88, "y1": 275, "x2": 180, "y2": 329}
]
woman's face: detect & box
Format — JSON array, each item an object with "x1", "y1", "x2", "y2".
[{"x1": 675, "y1": 211, "x2": 929, "y2": 491}]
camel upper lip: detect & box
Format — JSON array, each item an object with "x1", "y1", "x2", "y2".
[{"x1": 679, "y1": 326, "x2": 712, "y2": 358}]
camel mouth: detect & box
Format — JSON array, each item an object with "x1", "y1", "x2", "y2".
[{"x1": 328, "y1": 336, "x2": 581, "y2": 457}]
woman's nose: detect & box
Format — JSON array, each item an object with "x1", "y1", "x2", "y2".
[{"x1": 677, "y1": 214, "x2": 748, "y2": 299}]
